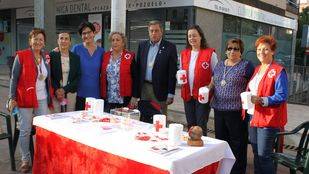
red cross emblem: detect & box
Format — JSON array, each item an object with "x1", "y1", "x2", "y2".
[
  {"x1": 154, "y1": 120, "x2": 163, "y2": 132},
  {"x1": 198, "y1": 94, "x2": 205, "y2": 101},
  {"x1": 180, "y1": 74, "x2": 186, "y2": 83},
  {"x1": 124, "y1": 53, "x2": 131, "y2": 60},
  {"x1": 201, "y1": 62, "x2": 209, "y2": 70},
  {"x1": 85, "y1": 102, "x2": 91, "y2": 110},
  {"x1": 267, "y1": 69, "x2": 276, "y2": 78}
]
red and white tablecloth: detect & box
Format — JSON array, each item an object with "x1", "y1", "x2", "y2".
[{"x1": 32, "y1": 111, "x2": 235, "y2": 174}]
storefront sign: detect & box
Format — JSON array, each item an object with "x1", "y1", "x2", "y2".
[
  {"x1": 195, "y1": 0, "x2": 297, "y2": 30},
  {"x1": 127, "y1": 0, "x2": 193, "y2": 10},
  {"x1": 0, "y1": 0, "x2": 32, "y2": 9},
  {"x1": 16, "y1": 0, "x2": 186, "y2": 18},
  {"x1": 15, "y1": 0, "x2": 297, "y2": 30},
  {"x1": 56, "y1": 0, "x2": 110, "y2": 14}
]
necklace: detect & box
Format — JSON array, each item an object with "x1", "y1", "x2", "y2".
[
  {"x1": 61, "y1": 51, "x2": 69, "y2": 57},
  {"x1": 111, "y1": 51, "x2": 122, "y2": 61},
  {"x1": 34, "y1": 55, "x2": 41, "y2": 65},
  {"x1": 37, "y1": 61, "x2": 45, "y2": 81},
  {"x1": 33, "y1": 55, "x2": 45, "y2": 81},
  {"x1": 220, "y1": 59, "x2": 240, "y2": 87}
]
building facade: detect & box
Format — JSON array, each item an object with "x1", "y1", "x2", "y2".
[
  {"x1": 300, "y1": 0, "x2": 309, "y2": 12},
  {"x1": 0, "y1": 0, "x2": 299, "y2": 72}
]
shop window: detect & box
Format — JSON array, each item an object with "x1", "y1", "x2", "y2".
[
  {"x1": 17, "y1": 18, "x2": 34, "y2": 50},
  {"x1": 241, "y1": 19, "x2": 271, "y2": 65},
  {"x1": 56, "y1": 14, "x2": 88, "y2": 46},
  {"x1": 222, "y1": 15, "x2": 241, "y2": 59},
  {"x1": 223, "y1": 15, "x2": 241, "y2": 34},
  {"x1": 165, "y1": 7, "x2": 193, "y2": 59},
  {"x1": 166, "y1": 7, "x2": 190, "y2": 30},
  {"x1": 127, "y1": 8, "x2": 166, "y2": 52},
  {"x1": 241, "y1": 19, "x2": 271, "y2": 36},
  {"x1": 274, "y1": 27, "x2": 293, "y2": 67},
  {"x1": 222, "y1": 14, "x2": 293, "y2": 67},
  {"x1": 0, "y1": 9, "x2": 12, "y2": 65}
]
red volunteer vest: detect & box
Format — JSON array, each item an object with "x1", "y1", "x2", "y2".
[
  {"x1": 16, "y1": 49, "x2": 52, "y2": 108},
  {"x1": 250, "y1": 62, "x2": 287, "y2": 128},
  {"x1": 100, "y1": 50, "x2": 135, "y2": 98},
  {"x1": 180, "y1": 48, "x2": 214, "y2": 102}
]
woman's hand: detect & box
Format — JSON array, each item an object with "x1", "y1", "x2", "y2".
[
  {"x1": 8, "y1": 99, "x2": 17, "y2": 112},
  {"x1": 251, "y1": 95, "x2": 263, "y2": 105},
  {"x1": 166, "y1": 97, "x2": 174, "y2": 105},
  {"x1": 129, "y1": 97, "x2": 138, "y2": 109},
  {"x1": 207, "y1": 78, "x2": 214, "y2": 91},
  {"x1": 55, "y1": 88, "x2": 65, "y2": 101},
  {"x1": 53, "y1": 47, "x2": 60, "y2": 52}
]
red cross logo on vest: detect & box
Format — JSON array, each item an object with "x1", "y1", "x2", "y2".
[
  {"x1": 154, "y1": 120, "x2": 163, "y2": 132},
  {"x1": 198, "y1": 94, "x2": 205, "y2": 102},
  {"x1": 124, "y1": 53, "x2": 131, "y2": 60},
  {"x1": 85, "y1": 102, "x2": 91, "y2": 110},
  {"x1": 180, "y1": 74, "x2": 186, "y2": 83},
  {"x1": 201, "y1": 62, "x2": 209, "y2": 70},
  {"x1": 267, "y1": 69, "x2": 276, "y2": 78}
]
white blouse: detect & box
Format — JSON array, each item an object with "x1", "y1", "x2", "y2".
[
  {"x1": 186, "y1": 51, "x2": 218, "y2": 95},
  {"x1": 36, "y1": 58, "x2": 48, "y2": 100},
  {"x1": 247, "y1": 71, "x2": 265, "y2": 115}
]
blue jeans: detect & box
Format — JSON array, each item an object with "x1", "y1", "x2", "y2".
[
  {"x1": 19, "y1": 99, "x2": 49, "y2": 162},
  {"x1": 249, "y1": 125, "x2": 279, "y2": 174}
]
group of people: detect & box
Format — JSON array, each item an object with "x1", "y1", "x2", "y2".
[{"x1": 7, "y1": 20, "x2": 288, "y2": 174}]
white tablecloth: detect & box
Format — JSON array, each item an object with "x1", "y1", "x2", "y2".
[{"x1": 33, "y1": 111, "x2": 235, "y2": 174}]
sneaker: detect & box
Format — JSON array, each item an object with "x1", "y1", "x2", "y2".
[{"x1": 19, "y1": 161, "x2": 31, "y2": 173}]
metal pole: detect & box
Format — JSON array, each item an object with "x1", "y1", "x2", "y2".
[
  {"x1": 34, "y1": 0, "x2": 56, "y2": 51},
  {"x1": 111, "y1": 0, "x2": 127, "y2": 34}
]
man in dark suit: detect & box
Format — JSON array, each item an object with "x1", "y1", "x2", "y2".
[{"x1": 134, "y1": 20, "x2": 177, "y2": 122}]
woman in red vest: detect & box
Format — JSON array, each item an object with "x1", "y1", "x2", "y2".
[
  {"x1": 8, "y1": 28, "x2": 52, "y2": 173},
  {"x1": 179, "y1": 25, "x2": 218, "y2": 136},
  {"x1": 247, "y1": 35, "x2": 288, "y2": 174},
  {"x1": 100, "y1": 32, "x2": 138, "y2": 112}
]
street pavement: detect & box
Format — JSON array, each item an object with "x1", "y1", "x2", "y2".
[{"x1": 0, "y1": 64, "x2": 304, "y2": 173}]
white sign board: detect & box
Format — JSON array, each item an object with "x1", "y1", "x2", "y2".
[
  {"x1": 15, "y1": 0, "x2": 297, "y2": 30},
  {"x1": 194, "y1": 0, "x2": 297, "y2": 30}
]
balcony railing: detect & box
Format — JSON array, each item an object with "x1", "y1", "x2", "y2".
[
  {"x1": 287, "y1": 0, "x2": 299, "y2": 8},
  {"x1": 287, "y1": 0, "x2": 299, "y2": 15}
]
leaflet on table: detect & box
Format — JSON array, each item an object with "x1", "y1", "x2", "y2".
[
  {"x1": 150, "y1": 144, "x2": 181, "y2": 155},
  {"x1": 46, "y1": 111, "x2": 84, "y2": 119},
  {"x1": 101, "y1": 124, "x2": 119, "y2": 134},
  {"x1": 46, "y1": 113, "x2": 71, "y2": 120}
]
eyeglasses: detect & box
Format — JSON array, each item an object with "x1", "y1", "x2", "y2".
[
  {"x1": 82, "y1": 31, "x2": 93, "y2": 36},
  {"x1": 227, "y1": 47, "x2": 240, "y2": 52}
]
